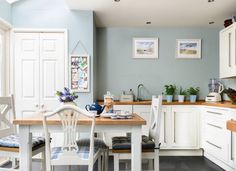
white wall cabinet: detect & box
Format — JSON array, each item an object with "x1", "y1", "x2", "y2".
[
  {"x1": 220, "y1": 23, "x2": 236, "y2": 78},
  {"x1": 14, "y1": 32, "x2": 67, "y2": 118}
]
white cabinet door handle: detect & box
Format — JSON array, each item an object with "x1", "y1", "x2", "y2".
[
  {"x1": 41, "y1": 104, "x2": 44, "y2": 108},
  {"x1": 35, "y1": 104, "x2": 39, "y2": 107}
]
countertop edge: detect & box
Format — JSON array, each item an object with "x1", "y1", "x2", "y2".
[{"x1": 98, "y1": 100, "x2": 236, "y2": 109}]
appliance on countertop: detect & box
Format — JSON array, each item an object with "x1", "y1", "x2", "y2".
[
  {"x1": 205, "y1": 78, "x2": 224, "y2": 102},
  {"x1": 120, "y1": 89, "x2": 134, "y2": 102}
]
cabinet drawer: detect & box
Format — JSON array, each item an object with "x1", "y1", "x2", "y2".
[
  {"x1": 203, "y1": 118, "x2": 228, "y2": 163},
  {"x1": 203, "y1": 107, "x2": 228, "y2": 119}
]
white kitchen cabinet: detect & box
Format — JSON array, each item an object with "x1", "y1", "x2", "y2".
[
  {"x1": 228, "y1": 110, "x2": 236, "y2": 168},
  {"x1": 202, "y1": 107, "x2": 234, "y2": 170},
  {"x1": 133, "y1": 105, "x2": 151, "y2": 136},
  {"x1": 170, "y1": 107, "x2": 199, "y2": 149},
  {"x1": 14, "y1": 32, "x2": 67, "y2": 118},
  {"x1": 220, "y1": 23, "x2": 236, "y2": 78},
  {"x1": 160, "y1": 106, "x2": 171, "y2": 149}
]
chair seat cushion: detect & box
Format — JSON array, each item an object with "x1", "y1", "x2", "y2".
[
  {"x1": 0, "y1": 134, "x2": 45, "y2": 148},
  {"x1": 51, "y1": 138, "x2": 108, "y2": 160},
  {"x1": 112, "y1": 135, "x2": 155, "y2": 150},
  {"x1": 76, "y1": 138, "x2": 108, "y2": 149},
  {"x1": 51, "y1": 146, "x2": 99, "y2": 160}
]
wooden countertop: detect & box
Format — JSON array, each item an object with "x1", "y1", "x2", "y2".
[
  {"x1": 13, "y1": 113, "x2": 146, "y2": 126},
  {"x1": 98, "y1": 100, "x2": 204, "y2": 105},
  {"x1": 98, "y1": 100, "x2": 236, "y2": 108},
  {"x1": 227, "y1": 120, "x2": 236, "y2": 132}
]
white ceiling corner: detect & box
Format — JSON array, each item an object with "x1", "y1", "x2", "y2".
[{"x1": 66, "y1": 0, "x2": 236, "y2": 28}]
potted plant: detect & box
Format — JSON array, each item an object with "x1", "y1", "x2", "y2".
[
  {"x1": 164, "y1": 84, "x2": 176, "y2": 102},
  {"x1": 56, "y1": 87, "x2": 78, "y2": 105},
  {"x1": 178, "y1": 87, "x2": 187, "y2": 103},
  {"x1": 187, "y1": 87, "x2": 200, "y2": 103}
]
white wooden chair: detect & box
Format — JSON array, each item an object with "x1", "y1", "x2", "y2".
[
  {"x1": 112, "y1": 95, "x2": 162, "y2": 171},
  {"x1": 43, "y1": 105, "x2": 108, "y2": 171},
  {"x1": 0, "y1": 95, "x2": 45, "y2": 171}
]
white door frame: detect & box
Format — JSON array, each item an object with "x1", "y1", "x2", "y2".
[
  {"x1": 0, "y1": 18, "x2": 11, "y2": 96},
  {"x1": 10, "y1": 28, "x2": 68, "y2": 95}
]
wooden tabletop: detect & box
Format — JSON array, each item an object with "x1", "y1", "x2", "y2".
[
  {"x1": 227, "y1": 120, "x2": 236, "y2": 132},
  {"x1": 13, "y1": 113, "x2": 146, "y2": 126}
]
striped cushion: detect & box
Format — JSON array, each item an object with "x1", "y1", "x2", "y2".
[
  {"x1": 0, "y1": 134, "x2": 45, "y2": 148},
  {"x1": 112, "y1": 135, "x2": 155, "y2": 150},
  {"x1": 51, "y1": 146, "x2": 99, "y2": 160},
  {"x1": 76, "y1": 138, "x2": 108, "y2": 149}
]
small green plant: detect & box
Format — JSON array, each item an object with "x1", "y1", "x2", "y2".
[
  {"x1": 179, "y1": 87, "x2": 187, "y2": 96},
  {"x1": 187, "y1": 87, "x2": 200, "y2": 95},
  {"x1": 164, "y1": 84, "x2": 176, "y2": 95}
]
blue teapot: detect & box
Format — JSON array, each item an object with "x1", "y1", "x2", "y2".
[{"x1": 85, "y1": 102, "x2": 105, "y2": 114}]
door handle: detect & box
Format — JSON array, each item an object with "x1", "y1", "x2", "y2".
[
  {"x1": 41, "y1": 104, "x2": 44, "y2": 108},
  {"x1": 35, "y1": 104, "x2": 39, "y2": 108}
]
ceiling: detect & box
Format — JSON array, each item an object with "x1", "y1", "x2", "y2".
[{"x1": 66, "y1": 0, "x2": 236, "y2": 28}]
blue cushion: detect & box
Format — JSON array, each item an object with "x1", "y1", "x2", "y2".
[
  {"x1": 0, "y1": 134, "x2": 45, "y2": 148},
  {"x1": 51, "y1": 146, "x2": 99, "y2": 160},
  {"x1": 76, "y1": 138, "x2": 108, "y2": 149},
  {"x1": 112, "y1": 135, "x2": 155, "y2": 150}
]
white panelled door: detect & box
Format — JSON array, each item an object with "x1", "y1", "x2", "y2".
[
  {"x1": 14, "y1": 32, "x2": 66, "y2": 118},
  {"x1": 39, "y1": 33, "x2": 65, "y2": 112},
  {"x1": 15, "y1": 33, "x2": 40, "y2": 118}
]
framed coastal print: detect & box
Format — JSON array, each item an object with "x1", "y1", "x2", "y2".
[
  {"x1": 133, "y1": 38, "x2": 159, "y2": 59},
  {"x1": 176, "y1": 39, "x2": 201, "y2": 59},
  {"x1": 70, "y1": 54, "x2": 90, "y2": 92}
]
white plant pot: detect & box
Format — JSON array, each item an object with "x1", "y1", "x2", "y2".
[
  {"x1": 166, "y1": 95, "x2": 173, "y2": 102},
  {"x1": 190, "y1": 95, "x2": 197, "y2": 103},
  {"x1": 178, "y1": 95, "x2": 185, "y2": 103}
]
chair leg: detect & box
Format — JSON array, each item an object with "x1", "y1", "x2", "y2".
[
  {"x1": 148, "y1": 159, "x2": 154, "y2": 170},
  {"x1": 105, "y1": 149, "x2": 109, "y2": 171},
  {"x1": 11, "y1": 157, "x2": 18, "y2": 169},
  {"x1": 98, "y1": 155, "x2": 101, "y2": 171},
  {"x1": 113, "y1": 154, "x2": 119, "y2": 171},
  {"x1": 41, "y1": 151, "x2": 46, "y2": 171},
  {"x1": 154, "y1": 151, "x2": 159, "y2": 171},
  {"x1": 88, "y1": 164, "x2": 93, "y2": 171},
  {"x1": 67, "y1": 165, "x2": 71, "y2": 171}
]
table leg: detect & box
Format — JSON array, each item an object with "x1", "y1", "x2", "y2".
[
  {"x1": 131, "y1": 126, "x2": 142, "y2": 171},
  {"x1": 19, "y1": 125, "x2": 32, "y2": 171}
]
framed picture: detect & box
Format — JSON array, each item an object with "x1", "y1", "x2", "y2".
[
  {"x1": 70, "y1": 54, "x2": 90, "y2": 92},
  {"x1": 176, "y1": 39, "x2": 201, "y2": 59},
  {"x1": 133, "y1": 38, "x2": 159, "y2": 59}
]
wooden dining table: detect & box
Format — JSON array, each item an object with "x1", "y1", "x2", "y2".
[{"x1": 13, "y1": 113, "x2": 146, "y2": 171}]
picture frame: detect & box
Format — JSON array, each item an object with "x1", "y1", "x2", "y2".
[
  {"x1": 176, "y1": 39, "x2": 201, "y2": 59},
  {"x1": 70, "y1": 54, "x2": 90, "y2": 92},
  {"x1": 133, "y1": 38, "x2": 159, "y2": 59}
]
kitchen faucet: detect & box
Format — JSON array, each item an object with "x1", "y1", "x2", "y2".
[{"x1": 137, "y1": 84, "x2": 144, "y2": 101}]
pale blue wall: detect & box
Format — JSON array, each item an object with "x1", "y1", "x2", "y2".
[
  {"x1": 96, "y1": 28, "x2": 220, "y2": 100},
  {"x1": 0, "y1": 0, "x2": 11, "y2": 23},
  {"x1": 12, "y1": 0, "x2": 95, "y2": 107}
]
